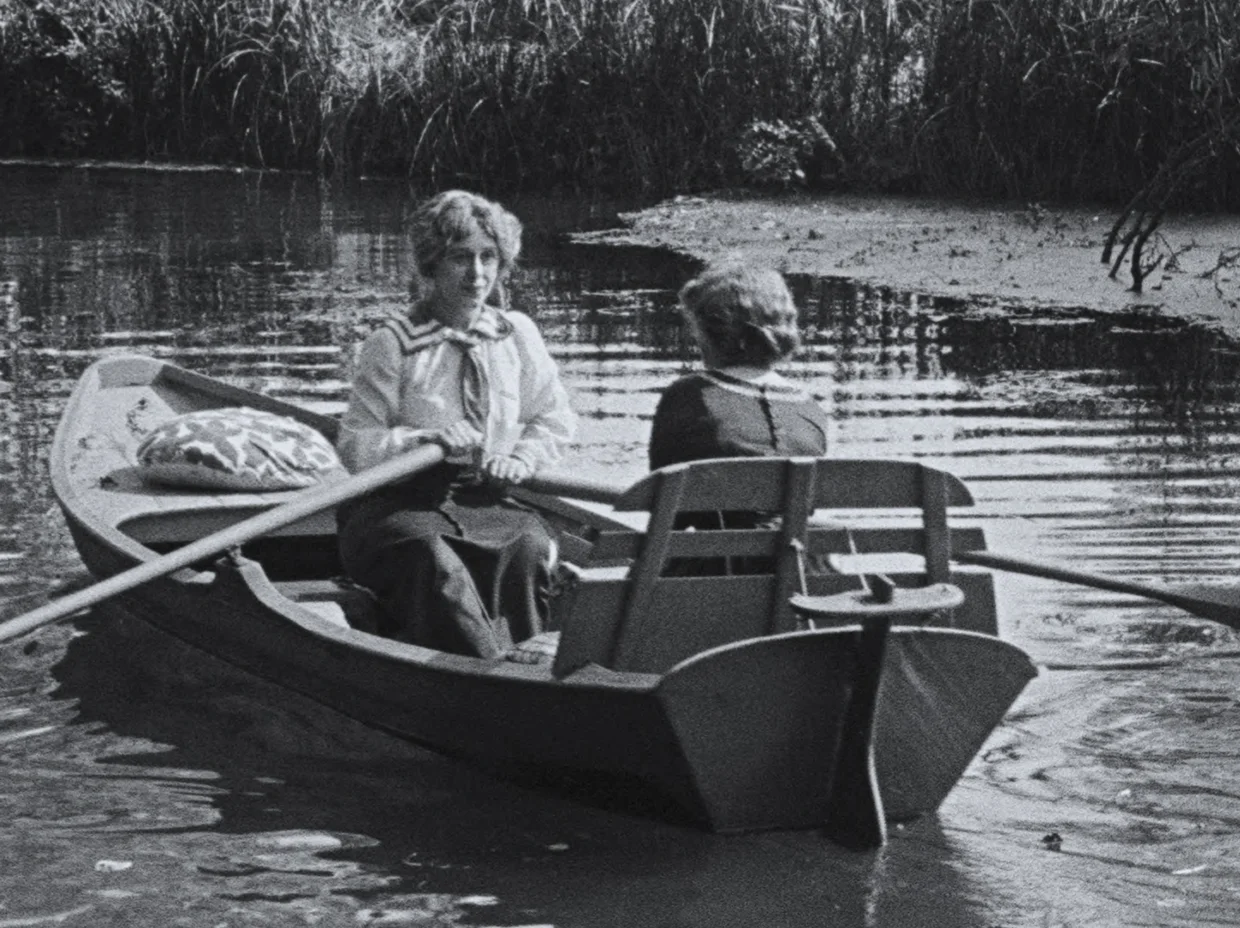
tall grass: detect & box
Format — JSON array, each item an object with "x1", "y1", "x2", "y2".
[
  {"x1": 1, "y1": 0, "x2": 1237, "y2": 207},
  {"x1": 915, "y1": 0, "x2": 1240, "y2": 207}
]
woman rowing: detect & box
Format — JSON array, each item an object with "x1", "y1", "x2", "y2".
[{"x1": 335, "y1": 190, "x2": 576, "y2": 657}]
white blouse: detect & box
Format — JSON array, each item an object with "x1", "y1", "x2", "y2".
[{"x1": 337, "y1": 307, "x2": 576, "y2": 473}]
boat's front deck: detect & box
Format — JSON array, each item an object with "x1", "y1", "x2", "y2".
[{"x1": 62, "y1": 370, "x2": 342, "y2": 548}]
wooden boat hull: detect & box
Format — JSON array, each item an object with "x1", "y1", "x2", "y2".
[{"x1": 50, "y1": 355, "x2": 1037, "y2": 832}]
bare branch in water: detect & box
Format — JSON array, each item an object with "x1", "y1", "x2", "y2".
[{"x1": 1198, "y1": 247, "x2": 1240, "y2": 296}]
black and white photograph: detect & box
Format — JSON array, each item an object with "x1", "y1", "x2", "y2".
[{"x1": 2, "y1": 2, "x2": 1240, "y2": 925}]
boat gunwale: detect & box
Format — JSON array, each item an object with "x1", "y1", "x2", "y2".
[
  {"x1": 51, "y1": 355, "x2": 1036, "y2": 695},
  {"x1": 49, "y1": 355, "x2": 666, "y2": 693}
]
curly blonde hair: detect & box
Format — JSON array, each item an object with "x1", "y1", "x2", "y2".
[
  {"x1": 408, "y1": 190, "x2": 523, "y2": 305},
  {"x1": 678, "y1": 262, "x2": 801, "y2": 366}
]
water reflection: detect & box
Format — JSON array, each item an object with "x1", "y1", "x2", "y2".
[
  {"x1": 3, "y1": 163, "x2": 1240, "y2": 925},
  {"x1": 29, "y1": 611, "x2": 992, "y2": 928}
]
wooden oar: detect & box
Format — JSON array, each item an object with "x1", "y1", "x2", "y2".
[
  {"x1": 954, "y1": 549, "x2": 1240, "y2": 631},
  {"x1": 0, "y1": 445, "x2": 446, "y2": 644},
  {"x1": 522, "y1": 473, "x2": 1240, "y2": 631},
  {"x1": 522, "y1": 473, "x2": 624, "y2": 505}
]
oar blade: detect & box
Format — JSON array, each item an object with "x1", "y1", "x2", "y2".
[
  {"x1": 1163, "y1": 584, "x2": 1240, "y2": 630},
  {"x1": 956, "y1": 549, "x2": 1240, "y2": 631}
]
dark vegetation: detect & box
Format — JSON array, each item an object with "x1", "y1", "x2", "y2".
[{"x1": 1, "y1": 0, "x2": 1238, "y2": 211}]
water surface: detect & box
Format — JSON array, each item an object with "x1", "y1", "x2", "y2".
[{"x1": 2, "y1": 163, "x2": 1240, "y2": 927}]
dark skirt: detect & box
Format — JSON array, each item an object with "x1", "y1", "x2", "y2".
[{"x1": 337, "y1": 464, "x2": 555, "y2": 658}]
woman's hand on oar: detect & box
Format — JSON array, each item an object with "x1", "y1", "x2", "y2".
[
  {"x1": 955, "y1": 549, "x2": 1240, "y2": 631},
  {"x1": 0, "y1": 445, "x2": 446, "y2": 645}
]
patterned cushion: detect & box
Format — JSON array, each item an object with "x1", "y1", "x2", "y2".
[{"x1": 136, "y1": 407, "x2": 345, "y2": 491}]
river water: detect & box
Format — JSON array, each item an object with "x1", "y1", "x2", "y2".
[{"x1": 1, "y1": 163, "x2": 1239, "y2": 927}]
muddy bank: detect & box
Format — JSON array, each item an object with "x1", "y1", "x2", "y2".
[{"x1": 576, "y1": 192, "x2": 1240, "y2": 331}]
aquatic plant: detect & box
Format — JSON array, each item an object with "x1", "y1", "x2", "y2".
[
  {"x1": 0, "y1": 0, "x2": 1237, "y2": 208},
  {"x1": 916, "y1": 0, "x2": 1240, "y2": 207}
]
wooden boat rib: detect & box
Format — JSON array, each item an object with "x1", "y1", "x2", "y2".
[{"x1": 50, "y1": 355, "x2": 1037, "y2": 843}]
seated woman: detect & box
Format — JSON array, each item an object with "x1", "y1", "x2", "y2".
[
  {"x1": 651, "y1": 260, "x2": 829, "y2": 471},
  {"x1": 650, "y1": 262, "x2": 830, "y2": 572},
  {"x1": 335, "y1": 190, "x2": 576, "y2": 658}
]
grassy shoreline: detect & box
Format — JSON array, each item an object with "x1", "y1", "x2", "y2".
[{"x1": 3, "y1": 0, "x2": 1237, "y2": 206}]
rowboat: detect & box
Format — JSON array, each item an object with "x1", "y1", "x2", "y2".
[{"x1": 46, "y1": 354, "x2": 1036, "y2": 847}]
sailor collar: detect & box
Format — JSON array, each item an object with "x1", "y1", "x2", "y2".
[{"x1": 382, "y1": 306, "x2": 515, "y2": 355}]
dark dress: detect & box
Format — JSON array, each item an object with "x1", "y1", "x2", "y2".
[
  {"x1": 649, "y1": 369, "x2": 830, "y2": 469},
  {"x1": 649, "y1": 370, "x2": 831, "y2": 574},
  {"x1": 337, "y1": 467, "x2": 553, "y2": 658}
]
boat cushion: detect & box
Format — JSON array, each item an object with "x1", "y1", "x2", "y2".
[{"x1": 135, "y1": 406, "x2": 346, "y2": 491}]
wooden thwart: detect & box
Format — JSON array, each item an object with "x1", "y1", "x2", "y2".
[{"x1": 530, "y1": 469, "x2": 1240, "y2": 633}]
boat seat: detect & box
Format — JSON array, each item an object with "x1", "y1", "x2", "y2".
[
  {"x1": 278, "y1": 578, "x2": 381, "y2": 633},
  {"x1": 551, "y1": 457, "x2": 997, "y2": 677}
]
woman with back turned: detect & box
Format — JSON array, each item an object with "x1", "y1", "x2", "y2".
[
  {"x1": 335, "y1": 190, "x2": 576, "y2": 658},
  {"x1": 650, "y1": 261, "x2": 829, "y2": 472},
  {"x1": 648, "y1": 261, "x2": 830, "y2": 575}
]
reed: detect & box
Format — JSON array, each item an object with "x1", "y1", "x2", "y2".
[
  {"x1": 915, "y1": 0, "x2": 1240, "y2": 207},
  {"x1": 0, "y1": 0, "x2": 1236, "y2": 206}
]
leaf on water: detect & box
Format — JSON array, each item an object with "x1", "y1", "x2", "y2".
[
  {"x1": 0, "y1": 904, "x2": 94, "y2": 926},
  {"x1": 93, "y1": 860, "x2": 133, "y2": 873},
  {"x1": 256, "y1": 831, "x2": 343, "y2": 851}
]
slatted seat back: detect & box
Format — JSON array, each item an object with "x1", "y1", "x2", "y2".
[{"x1": 551, "y1": 457, "x2": 990, "y2": 677}]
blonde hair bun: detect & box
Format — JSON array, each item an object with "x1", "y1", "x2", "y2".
[{"x1": 678, "y1": 262, "x2": 801, "y2": 366}]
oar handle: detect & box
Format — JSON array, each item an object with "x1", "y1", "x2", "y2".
[
  {"x1": 522, "y1": 473, "x2": 624, "y2": 505},
  {"x1": 0, "y1": 444, "x2": 446, "y2": 644}
]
